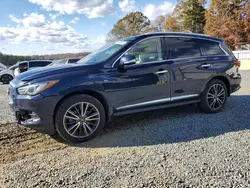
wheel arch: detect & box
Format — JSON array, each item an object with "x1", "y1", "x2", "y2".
[
  {"x1": 204, "y1": 75, "x2": 231, "y2": 97},
  {"x1": 53, "y1": 90, "x2": 112, "y2": 126},
  {"x1": 0, "y1": 74, "x2": 14, "y2": 83}
]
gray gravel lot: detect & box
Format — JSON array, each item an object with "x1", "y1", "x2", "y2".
[
  {"x1": 0, "y1": 83, "x2": 14, "y2": 124},
  {"x1": 0, "y1": 71, "x2": 250, "y2": 187}
]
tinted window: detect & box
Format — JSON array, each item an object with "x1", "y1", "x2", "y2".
[
  {"x1": 200, "y1": 40, "x2": 225, "y2": 55},
  {"x1": 166, "y1": 37, "x2": 202, "y2": 59},
  {"x1": 126, "y1": 38, "x2": 164, "y2": 64},
  {"x1": 222, "y1": 42, "x2": 233, "y2": 55},
  {"x1": 29, "y1": 61, "x2": 52, "y2": 68},
  {"x1": 68, "y1": 59, "x2": 80, "y2": 64}
]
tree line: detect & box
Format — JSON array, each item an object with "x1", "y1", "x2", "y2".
[
  {"x1": 0, "y1": 52, "x2": 90, "y2": 66},
  {"x1": 107, "y1": 0, "x2": 250, "y2": 50}
]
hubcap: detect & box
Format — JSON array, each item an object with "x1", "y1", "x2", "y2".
[
  {"x1": 63, "y1": 102, "x2": 100, "y2": 138},
  {"x1": 207, "y1": 84, "x2": 226, "y2": 110}
]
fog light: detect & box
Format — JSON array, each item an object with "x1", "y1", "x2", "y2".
[{"x1": 21, "y1": 112, "x2": 41, "y2": 124}]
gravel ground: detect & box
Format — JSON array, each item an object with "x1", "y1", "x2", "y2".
[
  {"x1": 0, "y1": 71, "x2": 250, "y2": 187},
  {"x1": 0, "y1": 83, "x2": 14, "y2": 124}
]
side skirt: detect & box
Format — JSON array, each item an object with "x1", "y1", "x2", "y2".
[{"x1": 113, "y1": 99, "x2": 201, "y2": 116}]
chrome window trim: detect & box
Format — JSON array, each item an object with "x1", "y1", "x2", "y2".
[
  {"x1": 111, "y1": 35, "x2": 228, "y2": 68},
  {"x1": 116, "y1": 94, "x2": 199, "y2": 110}
]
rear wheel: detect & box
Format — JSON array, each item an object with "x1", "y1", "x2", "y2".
[
  {"x1": 55, "y1": 94, "x2": 106, "y2": 143},
  {"x1": 1, "y1": 75, "x2": 13, "y2": 84},
  {"x1": 200, "y1": 79, "x2": 228, "y2": 113}
]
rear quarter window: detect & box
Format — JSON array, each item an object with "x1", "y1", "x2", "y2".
[
  {"x1": 200, "y1": 40, "x2": 226, "y2": 56},
  {"x1": 221, "y1": 42, "x2": 235, "y2": 56}
]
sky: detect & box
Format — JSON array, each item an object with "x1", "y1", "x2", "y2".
[{"x1": 0, "y1": 0, "x2": 178, "y2": 55}]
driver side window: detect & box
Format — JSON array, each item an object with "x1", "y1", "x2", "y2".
[{"x1": 126, "y1": 38, "x2": 163, "y2": 64}]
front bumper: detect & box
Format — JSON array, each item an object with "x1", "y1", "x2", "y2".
[{"x1": 9, "y1": 87, "x2": 61, "y2": 135}]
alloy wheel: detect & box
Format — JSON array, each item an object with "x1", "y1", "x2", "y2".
[
  {"x1": 2, "y1": 75, "x2": 12, "y2": 84},
  {"x1": 206, "y1": 84, "x2": 226, "y2": 110},
  {"x1": 63, "y1": 102, "x2": 100, "y2": 138}
]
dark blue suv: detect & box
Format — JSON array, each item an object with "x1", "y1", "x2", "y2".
[{"x1": 9, "y1": 32, "x2": 241, "y2": 143}]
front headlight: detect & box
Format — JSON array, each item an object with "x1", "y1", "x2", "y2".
[{"x1": 17, "y1": 80, "x2": 59, "y2": 96}]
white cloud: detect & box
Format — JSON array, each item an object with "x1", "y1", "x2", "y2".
[
  {"x1": 1, "y1": 13, "x2": 90, "y2": 52},
  {"x1": 9, "y1": 13, "x2": 46, "y2": 27},
  {"x1": 0, "y1": 12, "x2": 109, "y2": 55},
  {"x1": 49, "y1": 13, "x2": 59, "y2": 21},
  {"x1": 29, "y1": 0, "x2": 115, "y2": 18},
  {"x1": 118, "y1": 0, "x2": 136, "y2": 13},
  {"x1": 69, "y1": 17, "x2": 80, "y2": 24},
  {"x1": 143, "y1": 1, "x2": 175, "y2": 20},
  {"x1": 0, "y1": 28, "x2": 17, "y2": 40}
]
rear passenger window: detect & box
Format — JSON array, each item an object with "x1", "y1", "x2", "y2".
[
  {"x1": 166, "y1": 37, "x2": 202, "y2": 59},
  {"x1": 200, "y1": 40, "x2": 225, "y2": 55}
]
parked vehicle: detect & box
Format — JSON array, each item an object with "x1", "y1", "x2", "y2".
[
  {"x1": 0, "y1": 63, "x2": 18, "y2": 84},
  {"x1": 9, "y1": 32, "x2": 241, "y2": 143},
  {"x1": 0, "y1": 62, "x2": 7, "y2": 70},
  {"x1": 14, "y1": 60, "x2": 52, "y2": 77},
  {"x1": 48, "y1": 58, "x2": 80, "y2": 67}
]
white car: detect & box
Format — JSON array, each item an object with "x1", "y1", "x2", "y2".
[
  {"x1": 0, "y1": 63, "x2": 16, "y2": 84},
  {"x1": 47, "y1": 58, "x2": 80, "y2": 66},
  {"x1": 14, "y1": 60, "x2": 52, "y2": 77},
  {"x1": 0, "y1": 62, "x2": 7, "y2": 70}
]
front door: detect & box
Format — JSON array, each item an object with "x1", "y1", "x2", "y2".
[{"x1": 110, "y1": 37, "x2": 171, "y2": 111}]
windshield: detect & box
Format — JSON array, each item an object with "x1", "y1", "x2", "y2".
[{"x1": 77, "y1": 41, "x2": 129, "y2": 65}]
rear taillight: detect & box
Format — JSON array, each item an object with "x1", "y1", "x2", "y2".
[{"x1": 235, "y1": 60, "x2": 241, "y2": 68}]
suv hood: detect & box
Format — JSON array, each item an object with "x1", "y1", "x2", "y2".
[{"x1": 16, "y1": 64, "x2": 92, "y2": 81}]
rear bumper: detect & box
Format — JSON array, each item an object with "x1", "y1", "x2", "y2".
[
  {"x1": 230, "y1": 72, "x2": 242, "y2": 94},
  {"x1": 9, "y1": 93, "x2": 61, "y2": 135}
]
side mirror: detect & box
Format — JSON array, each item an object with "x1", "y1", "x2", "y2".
[{"x1": 119, "y1": 55, "x2": 136, "y2": 67}]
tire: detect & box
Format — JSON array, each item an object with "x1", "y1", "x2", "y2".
[
  {"x1": 55, "y1": 94, "x2": 106, "y2": 143},
  {"x1": 1, "y1": 75, "x2": 13, "y2": 84},
  {"x1": 199, "y1": 79, "x2": 228, "y2": 113}
]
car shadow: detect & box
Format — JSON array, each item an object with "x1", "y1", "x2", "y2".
[{"x1": 63, "y1": 95, "x2": 250, "y2": 148}]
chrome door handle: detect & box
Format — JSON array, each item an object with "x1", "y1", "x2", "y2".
[
  {"x1": 155, "y1": 70, "x2": 168, "y2": 74},
  {"x1": 201, "y1": 64, "x2": 211, "y2": 68}
]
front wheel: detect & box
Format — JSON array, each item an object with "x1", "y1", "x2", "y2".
[
  {"x1": 1, "y1": 75, "x2": 13, "y2": 84},
  {"x1": 55, "y1": 94, "x2": 106, "y2": 143},
  {"x1": 200, "y1": 79, "x2": 228, "y2": 113}
]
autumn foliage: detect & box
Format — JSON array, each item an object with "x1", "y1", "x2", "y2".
[
  {"x1": 107, "y1": 0, "x2": 250, "y2": 49},
  {"x1": 205, "y1": 0, "x2": 250, "y2": 49}
]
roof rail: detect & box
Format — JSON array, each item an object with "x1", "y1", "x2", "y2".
[{"x1": 144, "y1": 31, "x2": 210, "y2": 37}]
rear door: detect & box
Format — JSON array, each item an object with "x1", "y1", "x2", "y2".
[
  {"x1": 165, "y1": 37, "x2": 209, "y2": 100},
  {"x1": 165, "y1": 37, "x2": 229, "y2": 100}
]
